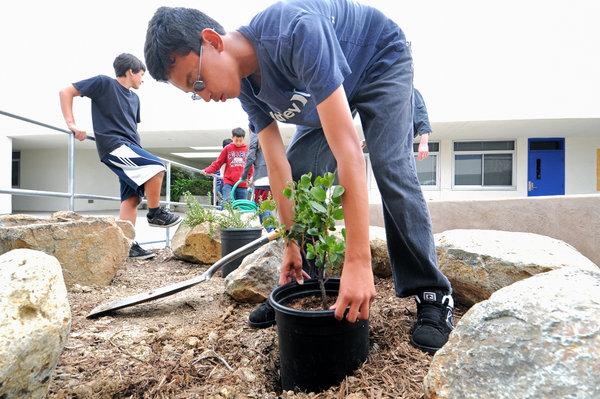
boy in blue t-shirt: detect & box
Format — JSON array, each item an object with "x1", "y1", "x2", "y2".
[
  {"x1": 59, "y1": 53, "x2": 181, "y2": 260},
  {"x1": 144, "y1": 0, "x2": 454, "y2": 354}
]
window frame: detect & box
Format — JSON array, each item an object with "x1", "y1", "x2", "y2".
[
  {"x1": 413, "y1": 141, "x2": 440, "y2": 190},
  {"x1": 452, "y1": 139, "x2": 517, "y2": 190},
  {"x1": 12, "y1": 151, "x2": 20, "y2": 188}
]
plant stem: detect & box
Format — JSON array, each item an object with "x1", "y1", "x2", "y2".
[{"x1": 317, "y1": 267, "x2": 327, "y2": 310}]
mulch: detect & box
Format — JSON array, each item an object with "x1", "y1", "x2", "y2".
[{"x1": 48, "y1": 249, "x2": 464, "y2": 399}]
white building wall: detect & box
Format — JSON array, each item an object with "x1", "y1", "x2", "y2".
[
  {"x1": 0, "y1": 136, "x2": 12, "y2": 215},
  {"x1": 565, "y1": 136, "x2": 600, "y2": 194},
  {"x1": 367, "y1": 134, "x2": 599, "y2": 203},
  {"x1": 13, "y1": 149, "x2": 120, "y2": 212}
]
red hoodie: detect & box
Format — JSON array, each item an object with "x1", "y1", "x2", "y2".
[{"x1": 204, "y1": 143, "x2": 254, "y2": 188}]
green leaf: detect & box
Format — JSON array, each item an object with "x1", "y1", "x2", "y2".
[
  {"x1": 307, "y1": 227, "x2": 319, "y2": 236},
  {"x1": 299, "y1": 174, "x2": 311, "y2": 189},
  {"x1": 332, "y1": 208, "x2": 344, "y2": 220},
  {"x1": 283, "y1": 187, "x2": 292, "y2": 198},
  {"x1": 324, "y1": 172, "x2": 335, "y2": 187},
  {"x1": 331, "y1": 185, "x2": 345, "y2": 198},
  {"x1": 310, "y1": 186, "x2": 326, "y2": 202},
  {"x1": 310, "y1": 201, "x2": 327, "y2": 213},
  {"x1": 306, "y1": 249, "x2": 316, "y2": 260}
]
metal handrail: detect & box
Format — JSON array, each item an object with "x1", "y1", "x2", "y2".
[{"x1": 0, "y1": 110, "x2": 216, "y2": 248}]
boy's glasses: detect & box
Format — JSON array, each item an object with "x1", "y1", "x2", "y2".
[{"x1": 191, "y1": 42, "x2": 205, "y2": 100}]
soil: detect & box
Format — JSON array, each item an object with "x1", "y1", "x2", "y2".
[
  {"x1": 48, "y1": 249, "x2": 465, "y2": 399},
  {"x1": 286, "y1": 294, "x2": 336, "y2": 311}
]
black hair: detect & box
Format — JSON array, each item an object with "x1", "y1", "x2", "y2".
[
  {"x1": 222, "y1": 138, "x2": 233, "y2": 147},
  {"x1": 113, "y1": 53, "x2": 146, "y2": 77},
  {"x1": 231, "y1": 128, "x2": 246, "y2": 138},
  {"x1": 144, "y1": 7, "x2": 225, "y2": 82}
]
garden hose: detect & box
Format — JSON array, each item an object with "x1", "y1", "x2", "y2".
[{"x1": 231, "y1": 179, "x2": 258, "y2": 213}]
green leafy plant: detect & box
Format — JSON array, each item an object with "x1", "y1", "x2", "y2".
[
  {"x1": 184, "y1": 192, "x2": 257, "y2": 236},
  {"x1": 217, "y1": 200, "x2": 255, "y2": 229},
  {"x1": 169, "y1": 167, "x2": 214, "y2": 202},
  {"x1": 260, "y1": 172, "x2": 346, "y2": 308},
  {"x1": 183, "y1": 192, "x2": 219, "y2": 235}
]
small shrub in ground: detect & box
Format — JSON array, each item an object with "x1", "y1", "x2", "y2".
[
  {"x1": 217, "y1": 200, "x2": 255, "y2": 229},
  {"x1": 183, "y1": 192, "x2": 218, "y2": 235},
  {"x1": 183, "y1": 193, "x2": 258, "y2": 236}
]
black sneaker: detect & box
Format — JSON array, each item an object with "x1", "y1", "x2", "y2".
[
  {"x1": 129, "y1": 242, "x2": 155, "y2": 260},
  {"x1": 410, "y1": 290, "x2": 454, "y2": 354},
  {"x1": 147, "y1": 207, "x2": 182, "y2": 228},
  {"x1": 248, "y1": 301, "x2": 276, "y2": 328}
]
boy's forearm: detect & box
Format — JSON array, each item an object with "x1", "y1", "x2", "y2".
[
  {"x1": 257, "y1": 123, "x2": 295, "y2": 230},
  {"x1": 59, "y1": 88, "x2": 76, "y2": 125},
  {"x1": 316, "y1": 86, "x2": 371, "y2": 265},
  {"x1": 336, "y1": 149, "x2": 371, "y2": 264}
]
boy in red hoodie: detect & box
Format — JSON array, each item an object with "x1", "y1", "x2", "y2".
[{"x1": 203, "y1": 127, "x2": 253, "y2": 202}]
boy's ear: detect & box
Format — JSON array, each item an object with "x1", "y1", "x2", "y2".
[{"x1": 201, "y1": 28, "x2": 224, "y2": 52}]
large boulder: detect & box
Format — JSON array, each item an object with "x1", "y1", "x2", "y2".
[
  {"x1": 0, "y1": 212, "x2": 131, "y2": 288},
  {"x1": 224, "y1": 240, "x2": 284, "y2": 303},
  {"x1": 435, "y1": 229, "x2": 598, "y2": 305},
  {"x1": 171, "y1": 222, "x2": 221, "y2": 264},
  {"x1": 0, "y1": 249, "x2": 71, "y2": 399},
  {"x1": 424, "y1": 266, "x2": 600, "y2": 399}
]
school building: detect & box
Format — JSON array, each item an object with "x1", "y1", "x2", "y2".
[{"x1": 2, "y1": 115, "x2": 599, "y2": 214}]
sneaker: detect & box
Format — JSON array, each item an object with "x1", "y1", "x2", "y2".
[
  {"x1": 129, "y1": 242, "x2": 155, "y2": 260},
  {"x1": 248, "y1": 301, "x2": 276, "y2": 328},
  {"x1": 147, "y1": 207, "x2": 182, "y2": 228},
  {"x1": 410, "y1": 290, "x2": 454, "y2": 354}
]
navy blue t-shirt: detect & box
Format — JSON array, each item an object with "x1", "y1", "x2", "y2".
[
  {"x1": 237, "y1": 0, "x2": 408, "y2": 134},
  {"x1": 73, "y1": 75, "x2": 141, "y2": 159}
]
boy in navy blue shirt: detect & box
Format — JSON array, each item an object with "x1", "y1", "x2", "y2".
[
  {"x1": 59, "y1": 53, "x2": 181, "y2": 260},
  {"x1": 144, "y1": 0, "x2": 454, "y2": 353}
]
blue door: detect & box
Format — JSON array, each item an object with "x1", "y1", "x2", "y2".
[{"x1": 527, "y1": 138, "x2": 565, "y2": 196}]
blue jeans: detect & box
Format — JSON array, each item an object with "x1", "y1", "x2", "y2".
[
  {"x1": 221, "y1": 184, "x2": 248, "y2": 203},
  {"x1": 286, "y1": 50, "x2": 451, "y2": 297}
]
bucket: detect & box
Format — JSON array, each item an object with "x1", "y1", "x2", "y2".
[
  {"x1": 269, "y1": 278, "x2": 369, "y2": 392},
  {"x1": 220, "y1": 227, "x2": 263, "y2": 277}
]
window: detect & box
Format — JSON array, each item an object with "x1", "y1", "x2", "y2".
[
  {"x1": 413, "y1": 142, "x2": 439, "y2": 186},
  {"x1": 12, "y1": 151, "x2": 20, "y2": 188},
  {"x1": 453, "y1": 141, "x2": 515, "y2": 187}
]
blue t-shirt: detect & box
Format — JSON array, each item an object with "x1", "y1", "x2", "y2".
[
  {"x1": 73, "y1": 75, "x2": 141, "y2": 159},
  {"x1": 237, "y1": 0, "x2": 408, "y2": 134}
]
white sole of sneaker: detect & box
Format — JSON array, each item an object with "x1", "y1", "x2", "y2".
[{"x1": 148, "y1": 218, "x2": 182, "y2": 228}]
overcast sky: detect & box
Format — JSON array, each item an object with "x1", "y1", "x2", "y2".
[{"x1": 1, "y1": 0, "x2": 598, "y2": 135}]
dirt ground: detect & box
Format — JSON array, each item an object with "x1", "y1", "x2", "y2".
[{"x1": 48, "y1": 249, "x2": 464, "y2": 399}]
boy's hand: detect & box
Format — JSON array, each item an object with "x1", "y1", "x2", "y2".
[
  {"x1": 417, "y1": 133, "x2": 430, "y2": 160},
  {"x1": 330, "y1": 260, "x2": 376, "y2": 323},
  {"x1": 279, "y1": 241, "x2": 310, "y2": 285},
  {"x1": 67, "y1": 123, "x2": 87, "y2": 141}
]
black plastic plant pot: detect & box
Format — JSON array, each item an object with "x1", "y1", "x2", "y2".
[
  {"x1": 269, "y1": 278, "x2": 369, "y2": 393},
  {"x1": 220, "y1": 227, "x2": 263, "y2": 277}
]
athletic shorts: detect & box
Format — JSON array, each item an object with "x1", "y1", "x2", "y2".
[{"x1": 101, "y1": 144, "x2": 165, "y2": 202}]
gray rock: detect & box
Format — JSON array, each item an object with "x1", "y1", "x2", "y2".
[
  {"x1": 0, "y1": 249, "x2": 71, "y2": 399},
  {"x1": 424, "y1": 266, "x2": 600, "y2": 399},
  {"x1": 224, "y1": 240, "x2": 284, "y2": 303},
  {"x1": 0, "y1": 213, "x2": 131, "y2": 288},
  {"x1": 435, "y1": 229, "x2": 598, "y2": 305}
]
